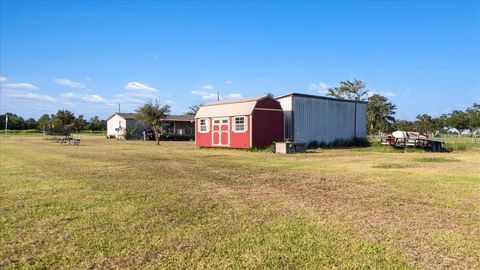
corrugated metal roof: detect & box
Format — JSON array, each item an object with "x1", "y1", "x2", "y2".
[
  {"x1": 276, "y1": 92, "x2": 368, "y2": 104},
  {"x1": 195, "y1": 96, "x2": 266, "y2": 118},
  {"x1": 107, "y1": 113, "x2": 194, "y2": 122},
  {"x1": 164, "y1": 115, "x2": 194, "y2": 122},
  {"x1": 202, "y1": 96, "x2": 266, "y2": 107},
  {"x1": 106, "y1": 113, "x2": 137, "y2": 121}
]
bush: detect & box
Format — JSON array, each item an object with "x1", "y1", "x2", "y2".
[
  {"x1": 307, "y1": 140, "x2": 319, "y2": 149},
  {"x1": 124, "y1": 127, "x2": 139, "y2": 140},
  {"x1": 326, "y1": 137, "x2": 370, "y2": 148}
]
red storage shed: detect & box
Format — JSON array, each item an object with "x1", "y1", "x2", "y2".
[{"x1": 195, "y1": 96, "x2": 284, "y2": 149}]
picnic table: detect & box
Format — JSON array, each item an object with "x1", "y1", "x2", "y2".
[{"x1": 58, "y1": 136, "x2": 81, "y2": 146}]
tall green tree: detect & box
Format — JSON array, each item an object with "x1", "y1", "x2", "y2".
[
  {"x1": 327, "y1": 78, "x2": 369, "y2": 101},
  {"x1": 72, "y1": 114, "x2": 87, "y2": 132},
  {"x1": 37, "y1": 114, "x2": 51, "y2": 131},
  {"x1": 88, "y1": 116, "x2": 106, "y2": 131},
  {"x1": 53, "y1": 110, "x2": 75, "y2": 126},
  {"x1": 448, "y1": 110, "x2": 469, "y2": 135},
  {"x1": 0, "y1": 113, "x2": 26, "y2": 130},
  {"x1": 466, "y1": 103, "x2": 480, "y2": 131},
  {"x1": 136, "y1": 101, "x2": 171, "y2": 144},
  {"x1": 393, "y1": 120, "x2": 415, "y2": 132},
  {"x1": 414, "y1": 114, "x2": 435, "y2": 134},
  {"x1": 50, "y1": 109, "x2": 75, "y2": 133},
  {"x1": 25, "y1": 118, "x2": 38, "y2": 129},
  {"x1": 367, "y1": 94, "x2": 397, "y2": 134}
]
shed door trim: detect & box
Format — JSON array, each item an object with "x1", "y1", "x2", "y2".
[{"x1": 211, "y1": 117, "x2": 230, "y2": 147}]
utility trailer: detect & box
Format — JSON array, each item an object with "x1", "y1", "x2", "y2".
[{"x1": 381, "y1": 131, "x2": 444, "y2": 152}]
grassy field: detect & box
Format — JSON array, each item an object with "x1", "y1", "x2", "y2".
[{"x1": 1, "y1": 135, "x2": 479, "y2": 269}]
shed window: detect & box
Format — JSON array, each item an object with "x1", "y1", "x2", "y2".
[
  {"x1": 234, "y1": 116, "x2": 247, "y2": 132},
  {"x1": 199, "y1": 119, "x2": 209, "y2": 132}
]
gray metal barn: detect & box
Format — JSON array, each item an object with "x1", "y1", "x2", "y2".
[{"x1": 276, "y1": 93, "x2": 367, "y2": 144}]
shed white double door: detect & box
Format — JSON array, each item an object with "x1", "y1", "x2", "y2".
[{"x1": 212, "y1": 118, "x2": 230, "y2": 147}]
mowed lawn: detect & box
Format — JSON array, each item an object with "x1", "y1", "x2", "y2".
[{"x1": 1, "y1": 135, "x2": 479, "y2": 269}]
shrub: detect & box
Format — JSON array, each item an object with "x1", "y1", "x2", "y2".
[{"x1": 307, "y1": 140, "x2": 319, "y2": 149}]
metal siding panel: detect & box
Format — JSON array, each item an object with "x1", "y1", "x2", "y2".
[
  {"x1": 293, "y1": 96, "x2": 361, "y2": 144},
  {"x1": 277, "y1": 96, "x2": 293, "y2": 140},
  {"x1": 356, "y1": 102, "x2": 367, "y2": 138}
]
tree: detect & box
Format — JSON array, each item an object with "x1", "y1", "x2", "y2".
[
  {"x1": 72, "y1": 114, "x2": 87, "y2": 132},
  {"x1": 53, "y1": 110, "x2": 75, "y2": 126},
  {"x1": 448, "y1": 110, "x2": 469, "y2": 136},
  {"x1": 186, "y1": 105, "x2": 201, "y2": 116},
  {"x1": 327, "y1": 78, "x2": 369, "y2": 101},
  {"x1": 0, "y1": 113, "x2": 26, "y2": 130},
  {"x1": 88, "y1": 116, "x2": 106, "y2": 131},
  {"x1": 466, "y1": 103, "x2": 480, "y2": 131},
  {"x1": 414, "y1": 114, "x2": 434, "y2": 135},
  {"x1": 136, "y1": 100, "x2": 171, "y2": 144},
  {"x1": 50, "y1": 109, "x2": 75, "y2": 134},
  {"x1": 25, "y1": 118, "x2": 38, "y2": 129},
  {"x1": 37, "y1": 114, "x2": 51, "y2": 131},
  {"x1": 367, "y1": 94, "x2": 397, "y2": 134},
  {"x1": 393, "y1": 120, "x2": 415, "y2": 132}
]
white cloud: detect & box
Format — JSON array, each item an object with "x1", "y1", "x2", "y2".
[
  {"x1": 124, "y1": 81, "x2": 157, "y2": 92},
  {"x1": 200, "y1": 84, "x2": 214, "y2": 91},
  {"x1": 54, "y1": 78, "x2": 86, "y2": 89},
  {"x1": 225, "y1": 80, "x2": 234, "y2": 85},
  {"x1": 60, "y1": 92, "x2": 80, "y2": 99},
  {"x1": 1, "y1": 82, "x2": 38, "y2": 90},
  {"x1": 200, "y1": 92, "x2": 219, "y2": 100},
  {"x1": 58, "y1": 91, "x2": 112, "y2": 106},
  {"x1": 165, "y1": 99, "x2": 175, "y2": 105},
  {"x1": 381, "y1": 91, "x2": 396, "y2": 97},
  {"x1": 0, "y1": 76, "x2": 6, "y2": 82},
  {"x1": 226, "y1": 93, "x2": 242, "y2": 99},
  {"x1": 309, "y1": 82, "x2": 330, "y2": 94},
  {"x1": 3, "y1": 90, "x2": 54, "y2": 102},
  {"x1": 83, "y1": 94, "x2": 111, "y2": 104},
  {"x1": 368, "y1": 91, "x2": 396, "y2": 97},
  {"x1": 191, "y1": 84, "x2": 219, "y2": 100}
]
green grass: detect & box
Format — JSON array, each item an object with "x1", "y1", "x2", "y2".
[
  {"x1": 1, "y1": 135, "x2": 479, "y2": 269},
  {"x1": 414, "y1": 157, "x2": 459, "y2": 163}
]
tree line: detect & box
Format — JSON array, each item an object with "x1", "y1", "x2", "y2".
[
  {"x1": 0, "y1": 110, "x2": 107, "y2": 132},
  {"x1": 2, "y1": 80, "x2": 479, "y2": 137},
  {"x1": 327, "y1": 78, "x2": 480, "y2": 136}
]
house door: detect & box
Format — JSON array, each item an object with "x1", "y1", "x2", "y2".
[{"x1": 212, "y1": 118, "x2": 230, "y2": 146}]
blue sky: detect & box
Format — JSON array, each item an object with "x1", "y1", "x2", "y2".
[{"x1": 1, "y1": 1, "x2": 479, "y2": 120}]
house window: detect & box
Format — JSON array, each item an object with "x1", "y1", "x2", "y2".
[
  {"x1": 199, "y1": 119, "x2": 209, "y2": 132},
  {"x1": 234, "y1": 116, "x2": 247, "y2": 132}
]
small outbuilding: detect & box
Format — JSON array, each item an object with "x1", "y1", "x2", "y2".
[
  {"x1": 194, "y1": 96, "x2": 284, "y2": 148},
  {"x1": 106, "y1": 113, "x2": 194, "y2": 140},
  {"x1": 276, "y1": 93, "x2": 367, "y2": 144}
]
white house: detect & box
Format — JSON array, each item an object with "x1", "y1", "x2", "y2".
[
  {"x1": 106, "y1": 113, "x2": 139, "y2": 138},
  {"x1": 106, "y1": 112, "x2": 195, "y2": 140}
]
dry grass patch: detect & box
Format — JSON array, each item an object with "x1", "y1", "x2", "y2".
[{"x1": 1, "y1": 135, "x2": 479, "y2": 269}]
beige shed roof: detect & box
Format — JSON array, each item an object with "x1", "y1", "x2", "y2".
[{"x1": 195, "y1": 96, "x2": 266, "y2": 118}]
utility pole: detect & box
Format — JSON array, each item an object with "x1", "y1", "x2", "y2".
[
  {"x1": 118, "y1": 104, "x2": 121, "y2": 113},
  {"x1": 217, "y1": 92, "x2": 220, "y2": 101}
]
